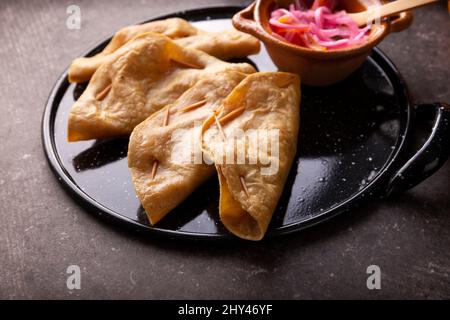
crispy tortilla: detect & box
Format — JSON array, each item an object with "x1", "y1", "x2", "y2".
[
  {"x1": 68, "y1": 18, "x2": 260, "y2": 83},
  {"x1": 128, "y1": 71, "x2": 250, "y2": 224},
  {"x1": 67, "y1": 32, "x2": 255, "y2": 141},
  {"x1": 202, "y1": 72, "x2": 300, "y2": 240}
]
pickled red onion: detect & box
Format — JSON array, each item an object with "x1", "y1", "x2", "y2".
[{"x1": 269, "y1": 0, "x2": 370, "y2": 50}]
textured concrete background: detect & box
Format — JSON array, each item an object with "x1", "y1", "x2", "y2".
[{"x1": 0, "y1": 0, "x2": 449, "y2": 299}]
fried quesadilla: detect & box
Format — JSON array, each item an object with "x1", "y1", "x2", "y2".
[
  {"x1": 129, "y1": 71, "x2": 300, "y2": 240},
  {"x1": 128, "y1": 71, "x2": 250, "y2": 224},
  {"x1": 202, "y1": 72, "x2": 300, "y2": 240},
  {"x1": 68, "y1": 18, "x2": 260, "y2": 83},
  {"x1": 67, "y1": 32, "x2": 256, "y2": 142}
]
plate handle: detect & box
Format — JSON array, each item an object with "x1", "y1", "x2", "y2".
[{"x1": 386, "y1": 102, "x2": 450, "y2": 195}]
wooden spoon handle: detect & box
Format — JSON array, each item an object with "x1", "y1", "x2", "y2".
[{"x1": 350, "y1": 0, "x2": 438, "y2": 27}]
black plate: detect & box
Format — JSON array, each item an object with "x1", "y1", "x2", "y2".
[{"x1": 42, "y1": 6, "x2": 450, "y2": 240}]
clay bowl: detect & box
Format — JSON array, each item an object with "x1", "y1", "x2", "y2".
[{"x1": 233, "y1": 0, "x2": 413, "y2": 86}]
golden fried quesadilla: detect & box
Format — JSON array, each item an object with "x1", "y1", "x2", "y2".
[
  {"x1": 67, "y1": 32, "x2": 256, "y2": 142},
  {"x1": 68, "y1": 18, "x2": 260, "y2": 83},
  {"x1": 174, "y1": 29, "x2": 260, "y2": 62},
  {"x1": 128, "y1": 71, "x2": 251, "y2": 224},
  {"x1": 202, "y1": 72, "x2": 300, "y2": 241}
]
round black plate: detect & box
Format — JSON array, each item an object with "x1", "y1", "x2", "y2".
[{"x1": 42, "y1": 6, "x2": 412, "y2": 239}]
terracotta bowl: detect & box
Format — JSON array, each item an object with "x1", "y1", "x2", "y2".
[{"x1": 232, "y1": 0, "x2": 413, "y2": 86}]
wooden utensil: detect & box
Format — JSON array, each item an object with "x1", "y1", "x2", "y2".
[{"x1": 349, "y1": 0, "x2": 438, "y2": 27}]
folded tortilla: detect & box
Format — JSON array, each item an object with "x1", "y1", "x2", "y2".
[
  {"x1": 68, "y1": 32, "x2": 256, "y2": 142},
  {"x1": 202, "y1": 72, "x2": 300, "y2": 241},
  {"x1": 68, "y1": 18, "x2": 260, "y2": 83},
  {"x1": 128, "y1": 71, "x2": 250, "y2": 224}
]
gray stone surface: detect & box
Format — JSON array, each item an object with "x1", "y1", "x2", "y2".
[{"x1": 0, "y1": 0, "x2": 449, "y2": 299}]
